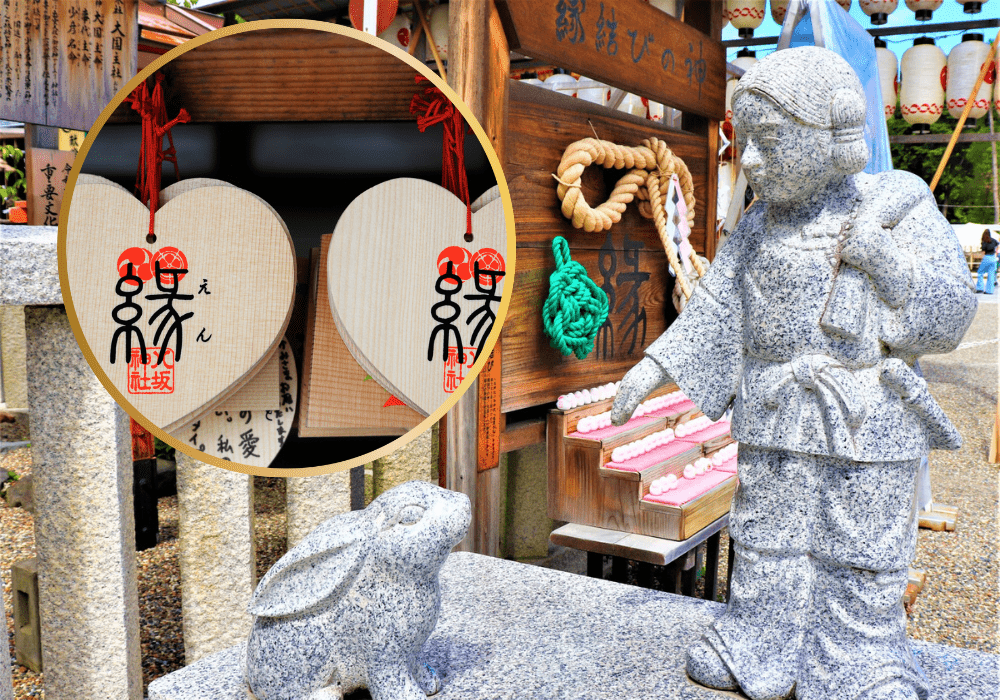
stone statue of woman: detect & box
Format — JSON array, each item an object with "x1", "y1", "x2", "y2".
[{"x1": 611, "y1": 46, "x2": 977, "y2": 700}]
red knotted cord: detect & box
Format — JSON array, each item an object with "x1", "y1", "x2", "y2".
[
  {"x1": 409, "y1": 76, "x2": 472, "y2": 236},
  {"x1": 126, "y1": 73, "x2": 190, "y2": 240}
]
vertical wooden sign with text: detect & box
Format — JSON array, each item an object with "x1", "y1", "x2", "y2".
[
  {"x1": 476, "y1": 343, "x2": 501, "y2": 471},
  {"x1": 0, "y1": 0, "x2": 137, "y2": 130},
  {"x1": 25, "y1": 146, "x2": 74, "y2": 226}
]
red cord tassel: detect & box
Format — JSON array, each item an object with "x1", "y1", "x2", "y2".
[
  {"x1": 409, "y1": 77, "x2": 472, "y2": 236},
  {"x1": 126, "y1": 73, "x2": 190, "y2": 240}
]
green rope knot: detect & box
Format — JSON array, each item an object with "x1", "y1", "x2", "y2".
[{"x1": 543, "y1": 236, "x2": 609, "y2": 359}]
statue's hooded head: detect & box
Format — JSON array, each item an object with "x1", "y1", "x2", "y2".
[{"x1": 733, "y1": 46, "x2": 869, "y2": 177}]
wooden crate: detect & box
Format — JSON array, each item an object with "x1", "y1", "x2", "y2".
[{"x1": 547, "y1": 386, "x2": 735, "y2": 540}]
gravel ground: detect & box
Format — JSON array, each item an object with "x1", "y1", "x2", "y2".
[{"x1": 0, "y1": 304, "x2": 995, "y2": 698}]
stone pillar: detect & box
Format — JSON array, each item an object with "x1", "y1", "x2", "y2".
[
  {"x1": 285, "y1": 471, "x2": 352, "y2": 548},
  {"x1": 0, "y1": 306, "x2": 27, "y2": 408},
  {"x1": 24, "y1": 307, "x2": 142, "y2": 700},
  {"x1": 501, "y1": 443, "x2": 553, "y2": 560},
  {"x1": 176, "y1": 452, "x2": 255, "y2": 664},
  {"x1": 373, "y1": 425, "x2": 434, "y2": 496},
  {"x1": 0, "y1": 590, "x2": 12, "y2": 700}
]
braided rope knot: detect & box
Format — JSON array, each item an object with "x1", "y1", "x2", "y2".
[
  {"x1": 554, "y1": 136, "x2": 701, "y2": 300},
  {"x1": 543, "y1": 236, "x2": 609, "y2": 359}
]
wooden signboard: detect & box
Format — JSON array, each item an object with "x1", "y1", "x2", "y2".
[
  {"x1": 298, "y1": 236, "x2": 424, "y2": 437},
  {"x1": 25, "y1": 146, "x2": 75, "y2": 226},
  {"x1": 0, "y1": 0, "x2": 138, "y2": 130},
  {"x1": 496, "y1": 0, "x2": 725, "y2": 120},
  {"x1": 476, "y1": 343, "x2": 502, "y2": 471},
  {"x1": 500, "y1": 81, "x2": 715, "y2": 412}
]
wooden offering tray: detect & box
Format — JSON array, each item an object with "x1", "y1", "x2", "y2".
[{"x1": 548, "y1": 386, "x2": 736, "y2": 541}]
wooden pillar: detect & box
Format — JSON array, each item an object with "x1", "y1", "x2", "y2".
[
  {"x1": 446, "y1": 0, "x2": 509, "y2": 556},
  {"x1": 681, "y1": 0, "x2": 724, "y2": 261}
]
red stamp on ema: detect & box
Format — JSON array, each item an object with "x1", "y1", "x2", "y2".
[
  {"x1": 443, "y1": 346, "x2": 477, "y2": 393},
  {"x1": 127, "y1": 347, "x2": 175, "y2": 394}
]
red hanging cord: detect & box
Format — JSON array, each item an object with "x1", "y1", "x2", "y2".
[
  {"x1": 409, "y1": 76, "x2": 472, "y2": 236},
  {"x1": 126, "y1": 73, "x2": 190, "y2": 241}
]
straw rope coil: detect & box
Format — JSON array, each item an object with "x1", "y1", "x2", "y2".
[{"x1": 553, "y1": 136, "x2": 701, "y2": 299}]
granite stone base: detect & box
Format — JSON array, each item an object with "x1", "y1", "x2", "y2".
[{"x1": 147, "y1": 553, "x2": 998, "y2": 700}]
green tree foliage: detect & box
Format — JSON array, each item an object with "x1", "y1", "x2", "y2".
[
  {"x1": 0, "y1": 145, "x2": 26, "y2": 202},
  {"x1": 887, "y1": 113, "x2": 997, "y2": 224}
]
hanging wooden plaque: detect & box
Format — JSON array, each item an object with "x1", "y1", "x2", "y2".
[{"x1": 63, "y1": 180, "x2": 296, "y2": 431}]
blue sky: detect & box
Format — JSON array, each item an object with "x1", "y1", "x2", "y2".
[{"x1": 722, "y1": 1, "x2": 996, "y2": 63}]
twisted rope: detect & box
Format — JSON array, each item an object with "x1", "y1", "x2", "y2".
[
  {"x1": 543, "y1": 236, "x2": 609, "y2": 359},
  {"x1": 554, "y1": 137, "x2": 700, "y2": 299}
]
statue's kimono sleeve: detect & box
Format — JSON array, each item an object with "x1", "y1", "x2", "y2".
[
  {"x1": 644, "y1": 207, "x2": 758, "y2": 420},
  {"x1": 876, "y1": 172, "x2": 977, "y2": 355}
]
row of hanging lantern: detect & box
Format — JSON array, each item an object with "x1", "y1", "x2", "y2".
[
  {"x1": 886, "y1": 34, "x2": 998, "y2": 133},
  {"x1": 723, "y1": 0, "x2": 989, "y2": 34}
]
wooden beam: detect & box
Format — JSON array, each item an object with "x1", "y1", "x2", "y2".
[
  {"x1": 500, "y1": 417, "x2": 546, "y2": 453},
  {"x1": 890, "y1": 132, "x2": 1000, "y2": 145},
  {"x1": 722, "y1": 17, "x2": 1000, "y2": 48}
]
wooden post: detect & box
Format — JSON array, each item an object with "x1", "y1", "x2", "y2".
[
  {"x1": 446, "y1": 0, "x2": 508, "y2": 556},
  {"x1": 682, "y1": 0, "x2": 724, "y2": 261}
]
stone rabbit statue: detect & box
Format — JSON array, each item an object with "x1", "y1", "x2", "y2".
[{"x1": 243, "y1": 481, "x2": 471, "y2": 700}]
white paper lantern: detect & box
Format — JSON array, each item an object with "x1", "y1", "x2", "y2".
[
  {"x1": 646, "y1": 0, "x2": 680, "y2": 14},
  {"x1": 544, "y1": 73, "x2": 578, "y2": 98},
  {"x1": 835, "y1": 0, "x2": 852, "y2": 10},
  {"x1": 577, "y1": 77, "x2": 609, "y2": 105},
  {"x1": 726, "y1": 50, "x2": 758, "y2": 122},
  {"x1": 618, "y1": 93, "x2": 648, "y2": 118},
  {"x1": 377, "y1": 12, "x2": 412, "y2": 51},
  {"x1": 905, "y1": 0, "x2": 942, "y2": 20},
  {"x1": 955, "y1": 0, "x2": 987, "y2": 13},
  {"x1": 647, "y1": 100, "x2": 665, "y2": 122},
  {"x1": 426, "y1": 2, "x2": 449, "y2": 60},
  {"x1": 723, "y1": 1, "x2": 731, "y2": 28},
  {"x1": 875, "y1": 39, "x2": 899, "y2": 119},
  {"x1": 770, "y1": 0, "x2": 790, "y2": 23},
  {"x1": 860, "y1": 0, "x2": 898, "y2": 24},
  {"x1": 726, "y1": 0, "x2": 766, "y2": 37},
  {"x1": 947, "y1": 34, "x2": 992, "y2": 123},
  {"x1": 900, "y1": 38, "x2": 946, "y2": 131}
]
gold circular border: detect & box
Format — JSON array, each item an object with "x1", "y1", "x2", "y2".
[{"x1": 57, "y1": 18, "x2": 516, "y2": 478}]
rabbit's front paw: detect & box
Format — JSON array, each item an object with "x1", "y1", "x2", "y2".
[{"x1": 416, "y1": 663, "x2": 441, "y2": 696}]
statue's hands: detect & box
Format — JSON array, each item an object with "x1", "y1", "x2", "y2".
[
  {"x1": 839, "y1": 222, "x2": 910, "y2": 307},
  {"x1": 611, "y1": 357, "x2": 671, "y2": 426}
]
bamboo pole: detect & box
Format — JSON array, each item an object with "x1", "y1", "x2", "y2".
[
  {"x1": 415, "y1": 1, "x2": 447, "y2": 82},
  {"x1": 929, "y1": 29, "x2": 1000, "y2": 193},
  {"x1": 989, "y1": 109, "x2": 999, "y2": 225}
]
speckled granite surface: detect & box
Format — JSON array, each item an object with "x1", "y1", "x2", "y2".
[
  {"x1": 0, "y1": 226, "x2": 60, "y2": 306},
  {"x1": 244, "y1": 482, "x2": 471, "y2": 700},
  {"x1": 147, "y1": 553, "x2": 999, "y2": 700}
]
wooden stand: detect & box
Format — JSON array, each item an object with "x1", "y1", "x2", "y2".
[
  {"x1": 548, "y1": 386, "x2": 736, "y2": 541},
  {"x1": 918, "y1": 503, "x2": 959, "y2": 532},
  {"x1": 445, "y1": 0, "x2": 726, "y2": 554}
]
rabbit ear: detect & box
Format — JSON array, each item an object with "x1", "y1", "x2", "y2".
[{"x1": 248, "y1": 510, "x2": 375, "y2": 618}]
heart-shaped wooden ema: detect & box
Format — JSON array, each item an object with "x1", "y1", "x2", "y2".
[
  {"x1": 65, "y1": 181, "x2": 296, "y2": 432},
  {"x1": 174, "y1": 336, "x2": 298, "y2": 469},
  {"x1": 327, "y1": 178, "x2": 507, "y2": 416}
]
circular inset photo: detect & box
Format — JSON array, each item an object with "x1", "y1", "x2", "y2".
[{"x1": 58, "y1": 20, "x2": 514, "y2": 475}]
